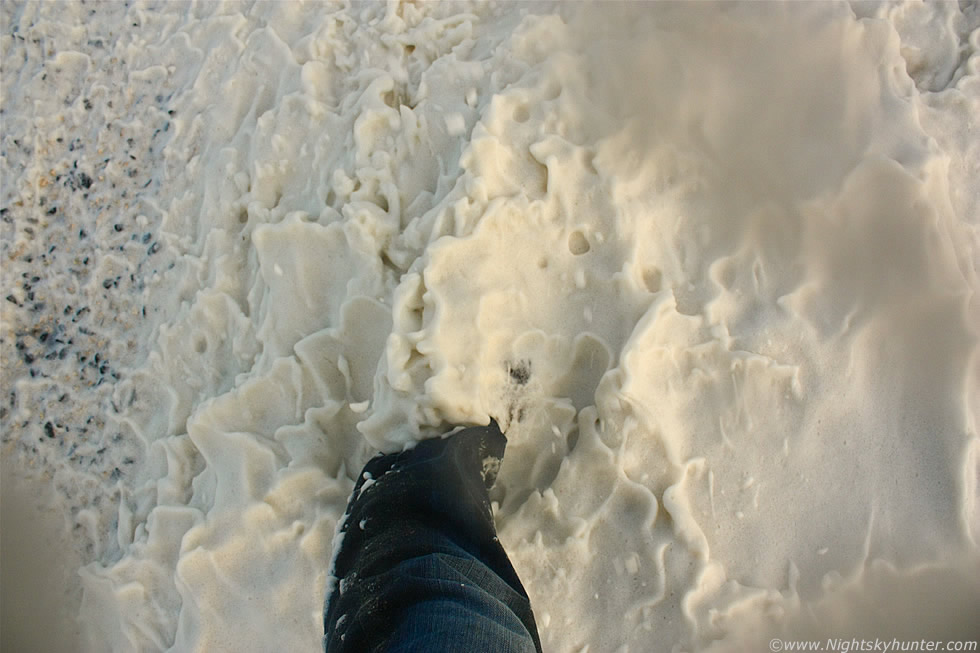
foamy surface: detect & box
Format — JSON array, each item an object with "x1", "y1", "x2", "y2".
[{"x1": 2, "y1": 2, "x2": 978, "y2": 651}]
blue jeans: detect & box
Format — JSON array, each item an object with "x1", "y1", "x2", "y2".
[{"x1": 323, "y1": 421, "x2": 541, "y2": 652}]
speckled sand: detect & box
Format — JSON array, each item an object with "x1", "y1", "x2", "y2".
[{"x1": 2, "y1": 2, "x2": 979, "y2": 651}]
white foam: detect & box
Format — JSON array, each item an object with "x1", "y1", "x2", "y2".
[{"x1": 5, "y1": 1, "x2": 977, "y2": 651}]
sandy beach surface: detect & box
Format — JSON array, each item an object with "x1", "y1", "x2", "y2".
[{"x1": 2, "y1": 1, "x2": 979, "y2": 651}]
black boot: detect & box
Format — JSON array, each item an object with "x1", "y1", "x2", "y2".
[{"x1": 323, "y1": 419, "x2": 541, "y2": 653}]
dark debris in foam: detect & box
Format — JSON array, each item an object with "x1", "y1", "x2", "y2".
[
  {"x1": 507, "y1": 359, "x2": 531, "y2": 386},
  {"x1": 0, "y1": 0, "x2": 184, "y2": 557}
]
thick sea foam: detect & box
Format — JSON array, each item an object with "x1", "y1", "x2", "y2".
[{"x1": 2, "y1": 2, "x2": 978, "y2": 651}]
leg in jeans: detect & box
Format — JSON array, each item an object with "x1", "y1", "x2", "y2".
[{"x1": 323, "y1": 420, "x2": 542, "y2": 653}]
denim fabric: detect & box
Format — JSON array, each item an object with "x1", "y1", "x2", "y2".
[{"x1": 323, "y1": 422, "x2": 541, "y2": 653}]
